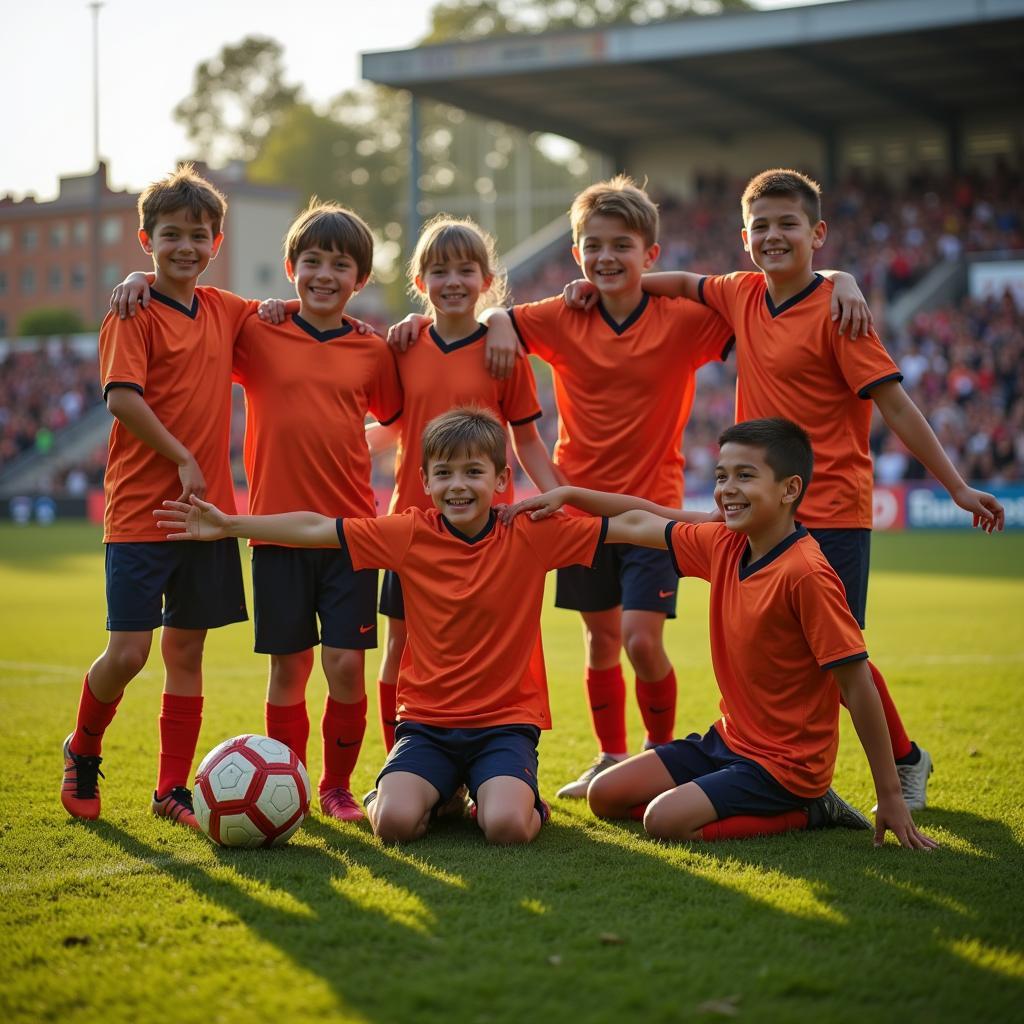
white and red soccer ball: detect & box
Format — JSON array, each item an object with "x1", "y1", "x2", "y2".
[{"x1": 194, "y1": 735, "x2": 311, "y2": 848}]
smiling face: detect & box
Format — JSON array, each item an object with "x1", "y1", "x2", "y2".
[
  {"x1": 421, "y1": 447, "x2": 509, "y2": 538},
  {"x1": 417, "y1": 257, "x2": 490, "y2": 321},
  {"x1": 140, "y1": 208, "x2": 222, "y2": 293},
  {"x1": 572, "y1": 214, "x2": 659, "y2": 302},
  {"x1": 714, "y1": 441, "x2": 802, "y2": 538},
  {"x1": 742, "y1": 195, "x2": 826, "y2": 283},
  {"x1": 286, "y1": 246, "x2": 366, "y2": 329}
]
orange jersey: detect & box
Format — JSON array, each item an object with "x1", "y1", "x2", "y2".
[
  {"x1": 510, "y1": 294, "x2": 733, "y2": 506},
  {"x1": 341, "y1": 508, "x2": 606, "y2": 729},
  {"x1": 389, "y1": 323, "x2": 542, "y2": 513},
  {"x1": 699, "y1": 273, "x2": 903, "y2": 529},
  {"x1": 233, "y1": 313, "x2": 402, "y2": 543},
  {"x1": 99, "y1": 286, "x2": 255, "y2": 542},
  {"x1": 668, "y1": 521, "x2": 867, "y2": 798}
]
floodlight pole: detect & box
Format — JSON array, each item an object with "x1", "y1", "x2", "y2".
[
  {"x1": 88, "y1": 0, "x2": 104, "y2": 325},
  {"x1": 89, "y1": 1, "x2": 103, "y2": 169}
]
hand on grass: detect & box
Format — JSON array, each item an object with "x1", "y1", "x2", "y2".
[
  {"x1": 873, "y1": 795, "x2": 939, "y2": 851},
  {"x1": 111, "y1": 273, "x2": 151, "y2": 319},
  {"x1": 563, "y1": 278, "x2": 599, "y2": 310},
  {"x1": 387, "y1": 314, "x2": 431, "y2": 351},
  {"x1": 154, "y1": 495, "x2": 230, "y2": 541},
  {"x1": 953, "y1": 485, "x2": 1005, "y2": 533}
]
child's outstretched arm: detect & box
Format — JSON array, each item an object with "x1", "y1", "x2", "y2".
[
  {"x1": 871, "y1": 381, "x2": 1004, "y2": 532},
  {"x1": 831, "y1": 660, "x2": 938, "y2": 851},
  {"x1": 155, "y1": 495, "x2": 339, "y2": 548}
]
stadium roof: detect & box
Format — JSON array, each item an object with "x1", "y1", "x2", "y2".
[{"x1": 362, "y1": 0, "x2": 1024, "y2": 159}]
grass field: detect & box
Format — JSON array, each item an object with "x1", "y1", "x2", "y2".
[{"x1": 1, "y1": 523, "x2": 1022, "y2": 1023}]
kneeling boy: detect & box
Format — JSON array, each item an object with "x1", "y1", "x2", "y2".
[
  {"x1": 508, "y1": 419, "x2": 936, "y2": 850},
  {"x1": 154, "y1": 408, "x2": 646, "y2": 844}
]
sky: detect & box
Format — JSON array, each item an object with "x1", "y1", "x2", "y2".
[{"x1": 2, "y1": 0, "x2": 839, "y2": 202}]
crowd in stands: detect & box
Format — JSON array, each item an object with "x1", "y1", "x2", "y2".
[{"x1": 2, "y1": 165, "x2": 1022, "y2": 497}]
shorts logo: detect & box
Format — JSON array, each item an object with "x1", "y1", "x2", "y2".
[
  {"x1": 359, "y1": 624, "x2": 375, "y2": 634},
  {"x1": 658, "y1": 589, "x2": 675, "y2": 599}
]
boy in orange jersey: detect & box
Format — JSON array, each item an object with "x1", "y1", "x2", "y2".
[
  {"x1": 60, "y1": 165, "x2": 253, "y2": 827},
  {"x1": 568, "y1": 168, "x2": 1005, "y2": 810},
  {"x1": 153, "y1": 408, "x2": 709, "y2": 844},
  {"x1": 507, "y1": 418, "x2": 938, "y2": 850},
  {"x1": 115, "y1": 201, "x2": 403, "y2": 822}
]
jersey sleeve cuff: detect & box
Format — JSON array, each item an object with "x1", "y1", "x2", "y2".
[
  {"x1": 821, "y1": 651, "x2": 869, "y2": 671},
  {"x1": 857, "y1": 372, "x2": 903, "y2": 399},
  {"x1": 697, "y1": 276, "x2": 708, "y2": 305},
  {"x1": 378, "y1": 407, "x2": 402, "y2": 428},
  {"x1": 103, "y1": 381, "x2": 143, "y2": 400},
  {"x1": 509, "y1": 409, "x2": 542, "y2": 427},
  {"x1": 590, "y1": 516, "x2": 609, "y2": 566},
  {"x1": 507, "y1": 307, "x2": 529, "y2": 352},
  {"x1": 721, "y1": 337, "x2": 735, "y2": 361},
  {"x1": 664, "y1": 522, "x2": 683, "y2": 576},
  {"x1": 334, "y1": 518, "x2": 354, "y2": 570}
]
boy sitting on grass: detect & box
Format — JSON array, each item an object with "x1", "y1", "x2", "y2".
[
  {"x1": 153, "y1": 407, "x2": 651, "y2": 845},
  {"x1": 506, "y1": 418, "x2": 937, "y2": 849}
]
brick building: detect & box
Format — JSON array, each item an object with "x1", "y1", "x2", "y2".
[{"x1": 0, "y1": 162, "x2": 299, "y2": 336}]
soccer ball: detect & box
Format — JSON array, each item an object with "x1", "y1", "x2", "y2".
[{"x1": 194, "y1": 735, "x2": 311, "y2": 848}]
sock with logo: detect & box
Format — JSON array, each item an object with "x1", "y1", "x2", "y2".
[
  {"x1": 265, "y1": 699, "x2": 310, "y2": 767},
  {"x1": 71, "y1": 674, "x2": 121, "y2": 757},
  {"x1": 636, "y1": 668, "x2": 676, "y2": 746},
  {"x1": 378, "y1": 680, "x2": 398, "y2": 753},
  {"x1": 156, "y1": 693, "x2": 203, "y2": 796},
  {"x1": 319, "y1": 695, "x2": 367, "y2": 793},
  {"x1": 585, "y1": 664, "x2": 627, "y2": 756},
  {"x1": 700, "y1": 810, "x2": 808, "y2": 841}
]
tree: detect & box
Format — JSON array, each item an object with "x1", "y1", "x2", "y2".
[
  {"x1": 18, "y1": 308, "x2": 87, "y2": 337},
  {"x1": 173, "y1": 37, "x2": 301, "y2": 165},
  {"x1": 424, "y1": 0, "x2": 751, "y2": 41}
]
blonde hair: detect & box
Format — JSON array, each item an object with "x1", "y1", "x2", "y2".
[
  {"x1": 570, "y1": 174, "x2": 659, "y2": 247},
  {"x1": 408, "y1": 216, "x2": 509, "y2": 313},
  {"x1": 420, "y1": 406, "x2": 507, "y2": 474},
  {"x1": 284, "y1": 199, "x2": 374, "y2": 280},
  {"x1": 138, "y1": 162, "x2": 227, "y2": 238}
]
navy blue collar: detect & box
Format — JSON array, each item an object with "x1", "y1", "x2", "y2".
[
  {"x1": 441, "y1": 509, "x2": 496, "y2": 544},
  {"x1": 429, "y1": 323, "x2": 488, "y2": 353},
  {"x1": 597, "y1": 293, "x2": 649, "y2": 335},
  {"x1": 738, "y1": 524, "x2": 807, "y2": 580},
  {"x1": 765, "y1": 274, "x2": 824, "y2": 318},
  {"x1": 291, "y1": 313, "x2": 353, "y2": 342},
  {"x1": 149, "y1": 289, "x2": 198, "y2": 319}
]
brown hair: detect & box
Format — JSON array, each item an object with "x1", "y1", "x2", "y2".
[
  {"x1": 138, "y1": 163, "x2": 227, "y2": 238},
  {"x1": 420, "y1": 406, "x2": 507, "y2": 474},
  {"x1": 569, "y1": 174, "x2": 659, "y2": 247},
  {"x1": 741, "y1": 169, "x2": 822, "y2": 225},
  {"x1": 408, "y1": 215, "x2": 509, "y2": 313},
  {"x1": 718, "y1": 418, "x2": 814, "y2": 511},
  {"x1": 284, "y1": 199, "x2": 374, "y2": 281}
]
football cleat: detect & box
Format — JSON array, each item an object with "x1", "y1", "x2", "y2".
[
  {"x1": 556, "y1": 753, "x2": 626, "y2": 799},
  {"x1": 320, "y1": 787, "x2": 363, "y2": 822},
  {"x1": 809, "y1": 787, "x2": 872, "y2": 830},
  {"x1": 152, "y1": 786, "x2": 200, "y2": 829},
  {"x1": 61, "y1": 734, "x2": 104, "y2": 820},
  {"x1": 896, "y1": 746, "x2": 933, "y2": 811}
]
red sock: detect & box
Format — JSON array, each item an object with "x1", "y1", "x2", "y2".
[
  {"x1": 586, "y1": 665, "x2": 627, "y2": 755},
  {"x1": 700, "y1": 810, "x2": 808, "y2": 841},
  {"x1": 636, "y1": 669, "x2": 676, "y2": 745},
  {"x1": 378, "y1": 680, "x2": 398, "y2": 753},
  {"x1": 320, "y1": 695, "x2": 367, "y2": 793},
  {"x1": 266, "y1": 700, "x2": 309, "y2": 767},
  {"x1": 71, "y1": 674, "x2": 121, "y2": 757},
  {"x1": 156, "y1": 693, "x2": 203, "y2": 797},
  {"x1": 628, "y1": 803, "x2": 648, "y2": 821},
  {"x1": 839, "y1": 661, "x2": 912, "y2": 760}
]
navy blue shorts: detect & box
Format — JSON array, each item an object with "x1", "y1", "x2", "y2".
[
  {"x1": 654, "y1": 725, "x2": 806, "y2": 819},
  {"x1": 378, "y1": 569, "x2": 405, "y2": 620},
  {"x1": 555, "y1": 542, "x2": 678, "y2": 617},
  {"x1": 105, "y1": 539, "x2": 247, "y2": 632},
  {"x1": 808, "y1": 528, "x2": 871, "y2": 628},
  {"x1": 377, "y1": 721, "x2": 544, "y2": 812},
  {"x1": 251, "y1": 546, "x2": 378, "y2": 654}
]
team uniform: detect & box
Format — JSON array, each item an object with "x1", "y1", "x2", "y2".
[
  {"x1": 660, "y1": 520, "x2": 867, "y2": 815},
  {"x1": 233, "y1": 312, "x2": 402, "y2": 653},
  {"x1": 338, "y1": 507, "x2": 606, "y2": 808},
  {"x1": 697, "y1": 272, "x2": 902, "y2": 626},
  {"x1": 509, "y1": 294, "x2": 733, "y2": 617},
  {"x1": 379, "y1": 321, "x2": 543, "y2": 619},
  {"x1": 100, "y1": 286, "x2": 254, "y2": 629}
]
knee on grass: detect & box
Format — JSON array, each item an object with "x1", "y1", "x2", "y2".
[
  {"x1": 371, "y1": 800, "x2": 430, "y2": 844},
  {"x1": 479, "y1": 806, "x2": 538, "y2": 846}
]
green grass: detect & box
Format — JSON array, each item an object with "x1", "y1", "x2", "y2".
[{"x1": 1, "y1": 524, "x2": 1022, "y2": 1023}]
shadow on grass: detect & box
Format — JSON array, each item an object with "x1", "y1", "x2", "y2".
[{"x1": 87, "y1": 799, "x2": 1023, "y2": 1023}]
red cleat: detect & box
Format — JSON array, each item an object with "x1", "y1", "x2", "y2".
[
  {"x1": 320, "y1": 787, "x2": 363, "y2": 822},
  {"x1": 152, "y1": 787, "x2": 200, "y2": 829},
  {"x1": 61, "y1": 734, "x2": 103, "y2": 820}
]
